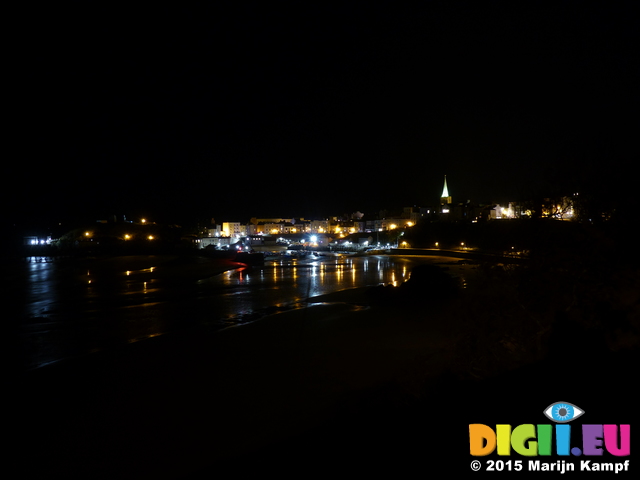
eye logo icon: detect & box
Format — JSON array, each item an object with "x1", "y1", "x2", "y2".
[{"x1": 543, "y1": 401, "x2": 584, "y2": 423}]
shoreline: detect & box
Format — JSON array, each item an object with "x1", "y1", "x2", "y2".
[{"x1": 10, "y1": 252, "x2": 639, "y2": 477}]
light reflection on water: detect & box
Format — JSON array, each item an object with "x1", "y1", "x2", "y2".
[{"x1": 14, "y1": 254, "x2": 477, "y2": 371}]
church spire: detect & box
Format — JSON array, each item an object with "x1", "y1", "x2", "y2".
[
  {"x1": 441, "y1": 175, "x2": 452, "y2": 205},
  {"x1": 441, "y1": 175, "x2": 449, "y2": 198}
]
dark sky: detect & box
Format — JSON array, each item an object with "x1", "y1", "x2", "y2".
[{"x1": 11, "y1": 2, "x2": 638, "y2": 227}]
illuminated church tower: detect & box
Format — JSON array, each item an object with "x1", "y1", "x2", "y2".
[{"x1": 440, "y1": 175, "x2": 452, "y2": 213}]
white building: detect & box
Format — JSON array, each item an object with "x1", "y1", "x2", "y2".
[{"x1": 222, "y1": 222, "x2": 246, "y2": 238}]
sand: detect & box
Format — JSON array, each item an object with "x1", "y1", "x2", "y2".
[
  {"x1": 11, "y1": 255, "x2": 638, "y2": 478},
  {"x1": 11, "y1": 277, "x2": 463, "y2": 478}
]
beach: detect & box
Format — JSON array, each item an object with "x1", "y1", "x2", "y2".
[
  {"x1": 11, "y1": 283, "x2": 456, "y2": 477},
  {"x1": 10, "y1": 254, "x2": 639, "y2": 478}
]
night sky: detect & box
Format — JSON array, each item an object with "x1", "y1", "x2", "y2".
[{"x1": 12, "y1": 2, "x2": 638, "y2": 228}]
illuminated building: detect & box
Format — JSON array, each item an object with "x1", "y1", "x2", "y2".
[{"x1": 440, "y1": 175, "x2": 452, "y2": 214}]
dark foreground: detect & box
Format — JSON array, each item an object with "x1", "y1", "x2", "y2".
[{"x1": 9, "y1": 293, "x2": 639, "y2": 479}]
